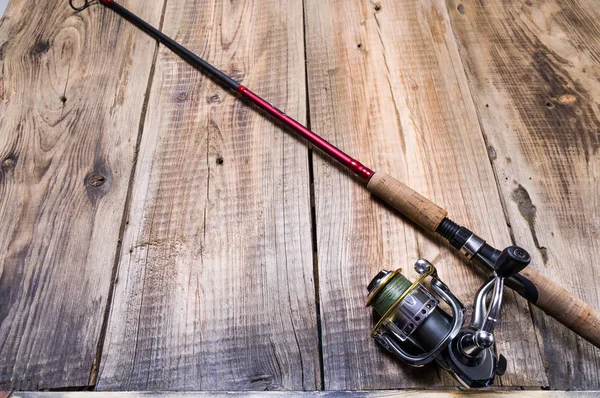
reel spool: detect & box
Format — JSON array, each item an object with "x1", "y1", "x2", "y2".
[{"x1": 366, "y1": 247, "x2": 530, "y2": 388}]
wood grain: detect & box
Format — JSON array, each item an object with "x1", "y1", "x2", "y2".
[
  {"x1": 0, "y1": 0, "x2": 163, "y2": 390},
  {"x1": 96, "y1": 0, "x2": 319, "y2": 390},
  {"x1": 445, "y1": 0, "x2": 600, "y2": 389},
  {"x1": 303, "y1": 0, "x2": 547, "y2": 389}
]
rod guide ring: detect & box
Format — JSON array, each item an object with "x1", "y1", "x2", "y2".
[{"x1": 69, "y1": 0, "x2": 100, "y2": 13}]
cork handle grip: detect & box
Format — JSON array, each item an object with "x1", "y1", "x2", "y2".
[
  {"x1": 367, "y1": 171, "x2": 448, "y2": 233},
  {"x1": 522, "y1": 267, "x2": 600, "y2": 347}
]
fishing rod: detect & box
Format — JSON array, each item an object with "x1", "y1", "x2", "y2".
[{"x1": 70, "y1": 0, "x2": 600, "y2": 386}]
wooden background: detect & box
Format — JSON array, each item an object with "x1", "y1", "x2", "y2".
[{"x1": 1, "y1": 0, "x2": 599, "y2": 392}]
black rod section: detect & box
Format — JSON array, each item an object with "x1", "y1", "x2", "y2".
[{"x1": 104, "y1": 1, "x2": 240, "y2": 92}]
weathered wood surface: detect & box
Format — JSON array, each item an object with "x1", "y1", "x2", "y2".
[
  {"x1": 96, "y1": 0, "x2": 319, "y2": 391},
  {"x1": 0, "y1": 0, "x2": 163, "y2": 390},
  {"x1": 303, "y1": 0, "x2": 548, "y2": 389},
  {"x1": 1, "y1": 0, "x2": 600, "y2": 392},
  {"x1": 9, "y1": 391, "x2": 600, "y2": 398},
  {"x1": 445, "y1": 0, "x2": 600, "y2": 389}
]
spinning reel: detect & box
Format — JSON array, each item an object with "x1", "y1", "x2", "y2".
[{"x1": 366, "y1": 246, "x2": 531, "y2": 388}]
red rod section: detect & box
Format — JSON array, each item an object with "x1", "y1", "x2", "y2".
[
  {"x1": 90, "y1": 0, "x2": 374, "y2": 182},
  {"x1": 238, "y1": 86, "x2": 374, "y2": 182}
]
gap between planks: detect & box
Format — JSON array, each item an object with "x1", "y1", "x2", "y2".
[
  {"x1": 88, "y1": 0, "x2": 170, "y2": 387},
  {"x1": 301, "y1": 0, "x2": 326, "y2": 391}
]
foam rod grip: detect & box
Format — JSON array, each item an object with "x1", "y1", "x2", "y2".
[
  {"x1": 367, "y1": 171, "x2": 448, "y2": 233},
  {"x1": 522, "y1": 267, "x2": 600, "y2": 348}
]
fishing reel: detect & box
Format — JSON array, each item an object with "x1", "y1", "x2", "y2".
[{"x1": 366, "y1": 246, "x2": 530, "y2": 388}]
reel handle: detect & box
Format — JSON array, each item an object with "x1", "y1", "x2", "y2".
[{"x1": 494, "y1": 246, "x2": 530, "y2": 277}]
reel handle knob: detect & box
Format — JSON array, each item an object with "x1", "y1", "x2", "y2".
[{"x1": 494, "y1": 246, "x2": 530, "y2": 278}]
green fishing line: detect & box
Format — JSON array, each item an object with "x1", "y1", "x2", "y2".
[{"x1": 371, "y1": 273, "x2": 412, "y2": 316}]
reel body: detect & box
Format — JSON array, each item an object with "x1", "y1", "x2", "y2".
[{"x1": 366, "y1": 247, "x2": 529, "y2": 388}]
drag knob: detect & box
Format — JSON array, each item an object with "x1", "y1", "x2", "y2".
[{"x1": 494, "y1": 246, "x2": 530, "y2": 277}]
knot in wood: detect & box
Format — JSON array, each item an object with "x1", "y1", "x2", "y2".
[
  {"x1": 2, "y1": 157, "x2": 16, "y2": 168},
  {"x1": 207, "y1": 94, "x2": 221, "y2": 104},
  {"x1": 558, "y1": 94, "x2": 577, "y2": 105},
  {"x1": 86, "y1": 173, "x2": 107, "y2": 187},
  {"x1": 173, "y1": 91, "x2": 188, "y2": 103},
  {"x1": 228, "y1": 66, "x2": 245, "y2": 82},
  {"x1": 31, "y1": 41, "x2": 50, "y2": 56}
]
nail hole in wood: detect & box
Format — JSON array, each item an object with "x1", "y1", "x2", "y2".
[
  {"x1": 374, "y1": 4, "x2": 381, "y2": 11},
  {"x1": 216, "y1": 155, "x2": 224, "y2": 165},
  {"x1": 60, "y1": 96, "x2": 67, "y2": 103},
  {"x1": 357, "y1": 43, "x2": 362, "y2": 48},
  {"x1": 546, "y1": 101, "x2": 554, "y2": 109},
  {"x1": 457, "y1": 4, "x2": 465, "y2": 14}
]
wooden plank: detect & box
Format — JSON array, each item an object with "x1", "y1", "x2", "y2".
[
  {"x1": 444, "y1": 0, "x2": 600, "y2": 389},
  {"x1": 0, "y1": 0, "x2": 164, "y2": 390},
  {"x1": 303, "y1": 0, "x2": 548, "y2": 389},
  {"x1": 96, "y1": 0, "x2": 319, "y2": 390},
  {"x1": 10, "y1": 391, "x2": 600, "y2": 398}
]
